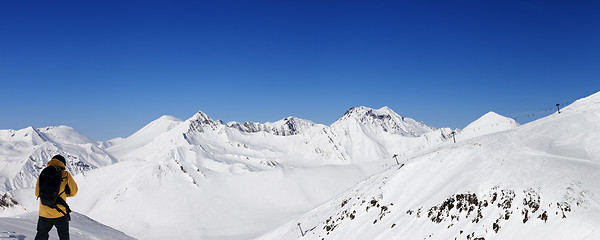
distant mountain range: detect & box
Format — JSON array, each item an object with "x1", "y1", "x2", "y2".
[
  {"x1": 260, "y1": 92, "x2": 600, "y2": 240},
  {"x1": 4, "y1": 93, "x2": 597, "y2": 240},
  {"x1": 0, "y1": 105, "x2": 480, "y2": 193}
]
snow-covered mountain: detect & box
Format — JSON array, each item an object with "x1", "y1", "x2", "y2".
[
  {"x1": 258, "y1": 92, "x2": 600, "y2": 240},
  {"x1": 0, "y1": 126, "x2": 116, "y2": 193},
  {"x1": 0, "y1": 106, "x2": 452, "y2": 239},
  {"x1": 456, "y1": 111, "x2": 520, "y2": 141},
  {"x1": 1, "y1": 94, "x2": 598, "y2": 240},
  {"x1": 329, "y1": 106, "x2": 453, "y2": 162},
  {"x1": 228, "y1": 116, "x2": 318, "y2": 136},
  {"x1": 334, "y1": 106, "x2": 435, "y2": 136},
  {"x1": 105, "y1": 106, "x2": 450, "y2": 171},
  {"x1": 71, "y1": 106, "x2": 451, "y2": 239}
]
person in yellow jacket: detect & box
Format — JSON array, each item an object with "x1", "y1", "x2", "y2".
[{"x1": 34, "y1": 155, "x2": 78, "y2": 240}]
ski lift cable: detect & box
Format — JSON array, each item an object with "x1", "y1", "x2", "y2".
[{"x1": 504, "y1": 98, "x2": 577, "y2": 122}]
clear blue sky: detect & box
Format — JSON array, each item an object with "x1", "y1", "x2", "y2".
[{"x1": 1, "y1": 1, "x2": 599, "y2": 141}]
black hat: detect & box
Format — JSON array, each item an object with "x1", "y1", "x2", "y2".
[{"x1": 52, "y1": 154, "x2": 66, "y2": 165}]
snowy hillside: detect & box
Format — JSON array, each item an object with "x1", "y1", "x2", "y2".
[
  {"x1": 258, "y1": 92, "x2": 600, "y2": 240},
  {"x1": 1, "y1": 106, "x2": 452, "y2": 239},
  {"x1": 2, "y1": 95, "x2": 598, "y2": 240},
  {"x1": 68, "y1": 160, "x2": 393, "y2": 239},
  {"x1": 334, "y1": 106, "x2": 435, "y2": 137},
  {"x1": 0, "y1": 126, "x2": 116, "y2": 193},
  {"x1": 64, "y1": 106, "x2": 452, "y2": 239},
  {"x1": 456, "y1": 111, "x2": 519, "y2": 141},
  {"x1": 0, "y1": 212, "x2": 134, "y2": 240},
  {"x1": 104, "y1": 106, "x2": 451, "y2": 169},
  {"x1": 329, "y1": 106, "x2": 453, "y2": 162}
]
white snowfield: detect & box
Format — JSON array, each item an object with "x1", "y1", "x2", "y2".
[
  {"x1": 258, "y1": 92, "x2": 600, "y2": 240},
  {"x1": 456, "y1": 111, "x2": 520, "y2": 142},
  {"x1": 0, "y1": 212, "x2": 134, "y2": 240},
  {"x1": 0, "y1": 92, "x2": 598, "y2": 240}
]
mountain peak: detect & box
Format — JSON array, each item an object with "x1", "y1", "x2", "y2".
[
  {"x1": 189, "y1": 111, "x2": 215, "y2": 123},
  {"x1": 335, "y1": 106, "x2": 434, "y2": 137},
  {"x1": 458, "y1": 111, "x2": 519, "y2": 141},
  {"x1": 15, "y1": 126, "x2": 50, "y2": 144},
  {"x1": 481, "y1": 111, "x2": 504, "y2": 118},
  {"x1": 187, "y1": 110, "x2": 221, "y2": 133},
  {"x1": 271, "y1": 116, "x2": 316, "y2": 135},
  {"x1": 227, "y1": 116, "x2": 316, "y2": 136},
  {"x1": 340, "y1": 106, "x2": 398, "y2": 121},
  {"x1": 276, "y1": 116, "x2": 312, "y2": 125},
  {"x1": 157, "y1": 115, "x2": 182, "y2": 122},
  {"x1": 121, "y1": 115, "x2": 183, "y2": 141},
  {"x1": 463, "y1": 111, "x2": 518, "y2": 131}
]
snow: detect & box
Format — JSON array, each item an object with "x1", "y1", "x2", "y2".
[
  {"x1": 104, "y1": 115, "x2": 183, "y2": 159},
  {"x1": 456, "y1": 111, "x2": 519, "y2": 141},
  {"x1": 63, "y1": 159, "x2": 391, "y2": 239},
  {"x1": 0, "y1": 126, "x2": 115, "y2": 194},
  {"x1": 1, "y1": 92, "x2": 599, "y2": 240},
  {"x1": 0, "y1": 212, "x2": 134, "y2": 240},
  {"x1": 333, "y1": 106, "x2": 436, "y2": 137},
  {"x1": 257, "y1": 92, "x2": 600, "y2": 240}
]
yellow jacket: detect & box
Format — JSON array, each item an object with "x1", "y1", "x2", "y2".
[{"x1": 35, "y1": 158, "x2": 78, "y2": 218}]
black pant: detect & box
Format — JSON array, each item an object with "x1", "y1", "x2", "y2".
[{"x1": 35, "y1": 216, "x2": 69, "y2": 240}]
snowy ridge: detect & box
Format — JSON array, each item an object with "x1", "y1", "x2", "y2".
[
  {"x1": 105, "y1": 115, "x2": 184, "y2": 159},
  {"x1": 0, "y1": 212, "x2": 134, "y2": 240},
  {"x1": 258, "y1": 93, "x2": 600, "y2": 240},
  {"x1": 334, "y1": 106, "x2": 435, "y2": 136},
  {"x1": 456, "y1": 111, "x2": 519, "y2": 141},
  {"x1": 0, "y1": 105, "x2": 451, "y2": 239},
  {"x1": 228, "y1": 117, "x2": 318, "y2": 136},
  {"x1": 329, "y1": 106, "x2": 452, "y2": 162},
  {"x1": 105, "y1": 106, "x2": 448, "y2": 170},
  {"x1": 0, "y1": 126, "x2": 115, "y2": 193},
  {"x1": 188, "y1": 110, "x2": 221, "y2": 133},
  {"x1": 1, "y1": 94, "x2": 599, "y2": 240}
]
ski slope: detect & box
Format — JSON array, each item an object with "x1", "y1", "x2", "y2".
[{"x1": 258, "y1": 92, "x2": 600, "y2": 240}]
